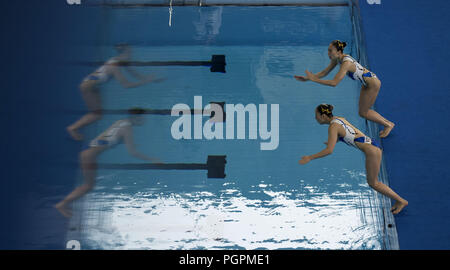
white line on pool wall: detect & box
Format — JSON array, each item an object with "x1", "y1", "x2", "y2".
[{"x1": 171, "y1": 96, "x2": 279, "y2": 151}]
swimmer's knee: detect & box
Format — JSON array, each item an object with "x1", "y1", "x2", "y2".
[
  {"x1": 80, "y1": 150, "x2": 96, "y2": 165},
  {"x1": 82, "y1": 162, "x2": 97, "y2": 171},
  {"x1": 80, "y1": 79, "x2": 97, "y2": 89},
  {"x1": 87, "y1": 110, "x2": 103, "y2": 119},
  {"x1": 80, "y1": 81, "x2": 90, "y2": 91},
  {"x1": 368, "y1": 180, "x2": 380, "y2": 189},
  {"x1": 91, "y1": 110, "x2": 103, "y2": 119},
  {"x1": 80, "y1": 150, "x2": 90, "y2": 162},
  {"x1": 359, "y1": 110, "x2": 369, "y2": 118}
]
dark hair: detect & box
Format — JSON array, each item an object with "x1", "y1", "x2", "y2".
[
  {"x1": 316, "y1": 104, "x2": 334, "y2": 117},
  {"x1": 331, "y1": 40, "x2": 347, "y2": 52},
  {"x1": 128, "y1": 107, "x2": 146, "y2": 115}
]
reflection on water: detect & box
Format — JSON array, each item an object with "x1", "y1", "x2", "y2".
[
  {"x1": 193, "y1": 7, "x2": 223, "y2": 43},
  {"x1": 71, "y1": 170, "x2": 383, "y2": 250}
]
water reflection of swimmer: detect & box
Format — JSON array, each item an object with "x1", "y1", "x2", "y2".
[
  {"x1": 67, "y1": 44, "x2": 164, "y2": 141},
  {"x1": 193, "y1": 7, "x2": 223, "y2": 43},
  {"x1": 299, "y1": 104, "x2": 408, "y2": 215},
  {"x1": 56, "y1": 108, "x2": 161, "y2": 218},
  {"x1": 294, "y1": 40, "x2": 395, "y2": 138}
]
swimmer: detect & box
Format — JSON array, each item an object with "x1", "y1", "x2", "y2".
[
  {"x1": 67, "y1": 44, "x2": 164, "y2": 141},
  {"x1": 299, "y1": 104, "x2": 407, "y2": 214},
  {"x1": 294, "y1": 40, "x2": 395, "y2": 138},
  {"x1": 56, "y1": 108, "x2": 161, "y2": 218}
]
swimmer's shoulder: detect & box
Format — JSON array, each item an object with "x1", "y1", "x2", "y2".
[
  {"x1": 342, "y1": 54, "x2": 353, "y2": 61},
  {"x1": 328, "y1": 117, "x2": 345, "y2": 138},
  {"x1": 341, "y1": 117, "x2": 366, "y2": 136}
]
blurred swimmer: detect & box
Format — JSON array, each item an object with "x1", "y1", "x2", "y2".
[
  {"x1": 56, "y1": 108, "x2": 161, "y2": 218},
  {"x1": 299, "y1": 104, "x2": 408, "y2": 214},
  {"x1": 67, "y1": 44, "x2": 164, "y2": 140},
  {"x1": 294, "y1": 40, "x2": 395, "y2": 138}
]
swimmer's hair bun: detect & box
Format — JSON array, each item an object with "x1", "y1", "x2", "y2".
[
  {"x1": 316, "y1": 104, "x2": 334, "y2": 116},
  {"x1": 324, "y1": 104, "x2": 334, "y2": 112},
  {"x1": 319, "y1": 103, "x2": 334, "y2": 110},
  {"x1": 331, "y1": 40, "x2": 347, "y2": 52}
]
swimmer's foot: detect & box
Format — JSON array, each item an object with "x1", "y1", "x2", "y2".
[
  {"x1": 67, "y1": 126, "x2": 83, "y2": 141},
  {"x1": 379, "y1": 122, "x2": 395, "y2": 138},
  {"x1": 55, "y1": 202, "x2": 73, "y2": 218},
  {"x1": 391, "y1": 199, "x2": 408, "y2": 215}
]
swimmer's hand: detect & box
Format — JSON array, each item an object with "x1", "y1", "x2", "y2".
[
  {"x1": 298, "y1": 156, "x2": 311, "y2": 165},
  {"x1": 294, "y1": 75, "x2": 308, "y2": 82},
  {"x1": 305, "y1": 70, "x2": 318, "y2": 82}
]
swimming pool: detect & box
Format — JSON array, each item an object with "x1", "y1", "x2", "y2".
[{"x1": 65, "y1": 1, "x2": 394, "y2": 250}]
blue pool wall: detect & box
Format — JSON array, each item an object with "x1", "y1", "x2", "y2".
[{"x1": 359, "y1": 0, "x2": 450, "y2": 249}]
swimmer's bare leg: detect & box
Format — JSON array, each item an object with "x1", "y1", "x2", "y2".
[
  {"x1": 366, "y1": 148, "x2": 408, "y2": 214},
  {"x1": 55, "y1": 148, "x2": 103, "y2": 218},
  {"x1": 359, "y1": 85, "x2": 395, "y2": 138},
  {"x1": 54, "y1": 202, "x2": 73, "y2": 218},
  {"x1": 67, "y1": 81, "x2": 103, "y2": 141},
  {"x1": 67, "y1": 112, "x2": 101, "y2": 141},
  {"x1": 67, "y1": 125, "x2": 84, "y2": 141},
  {"x1": 359, "y1": 108, "x2": 395, "y2": 138},
  {"x1": 379, "y1": 120, "x2": 395, "y2": 138},
  {"x1": 54, "y1": 183, "x2": 92, "y2": 219},
  {"x1": 391, "y1": 200, "x2": 409, "y2": 215}
]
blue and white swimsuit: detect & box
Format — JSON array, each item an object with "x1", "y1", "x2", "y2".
[
  {"x1": 83, "y1": 58, "x2": 119, "y2": 84},
  {"x1": 89, "y1": 119, "x2": 132, "y2": 148},
  {"x1": 340, "y1": 55, "x2": 376, "y2": 87},
  {"x1": 331, "y1": 118, "x2": 381, "y2": 149}
]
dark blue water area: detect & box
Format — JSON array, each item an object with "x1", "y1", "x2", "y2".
[
  {"x1": 359, "y1": 0, "x2": 450, "y2": 249},
  {"x1": 0, "y1": 0, "x2": 104, "y2": 249}
]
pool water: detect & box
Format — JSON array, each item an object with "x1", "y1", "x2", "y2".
[{"x1": 66, "y1": 4, "x2": 387, "y2": 249}]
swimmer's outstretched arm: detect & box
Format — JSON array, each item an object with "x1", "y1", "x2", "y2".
[
  {"x1": 294, "y1": 60, "x2": 337, "y2": 82},
  {"x1": 304, "y1": 61, "x2": 351, "y2": 87},
  {"x1": 299, "y1": 124, "x2": 339, "y2": 165},
  {"x1": 124, "y1": 65, "x2": 147, "y2": 80},
  {"x1": 123, "y1": 66, "x2": 166, "y2": 83},
  {"x1": 111, "y1": 65, "x2": 154, "y2": 89},
  {"x1": 123, "y1": 127, "x2": 161, "y2": 163}
]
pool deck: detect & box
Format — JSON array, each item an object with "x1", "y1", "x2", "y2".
[{"x1": 359, "y1": 0, "x2": 450, "y2": 249}]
